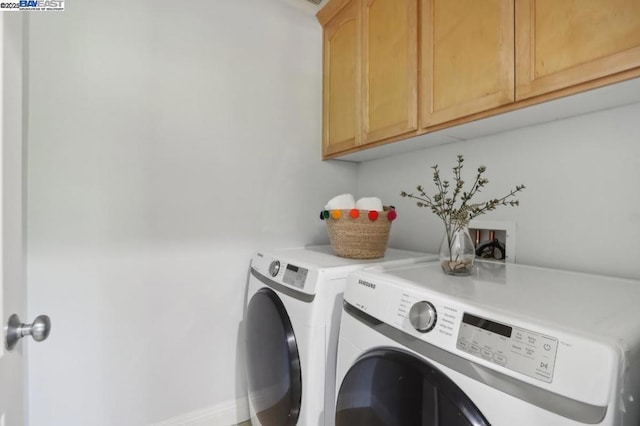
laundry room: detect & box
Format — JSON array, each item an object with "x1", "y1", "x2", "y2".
[{"x1": 3, "y1": 0, "x2": 640, "y2": 425}]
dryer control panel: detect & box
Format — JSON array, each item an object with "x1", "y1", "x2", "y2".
[
  {"x1": 456, "y1": 313, "x2": 558, "y2": 383},
  {"x1": 252, "y1": 253, "x2": 318, "y2": 296},
  {"x1": 282, "y1": 263, "x2": 308, "y2": 289}
]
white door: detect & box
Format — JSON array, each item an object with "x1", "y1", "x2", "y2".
[{"x1": 0, "y1": 13, "x2": 28, "y2": 426}]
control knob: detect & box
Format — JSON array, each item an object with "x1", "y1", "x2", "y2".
[
  {"x1": 269, "y1": 260, "x2": 280, "y2": 277},
  {"x1": 409, "y1": 301, "x2": 437, "y2": 333}
]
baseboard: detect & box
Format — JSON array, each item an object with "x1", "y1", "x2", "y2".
[{"x1": 150, "y1": 396, "x2": 249, "y2": 426}]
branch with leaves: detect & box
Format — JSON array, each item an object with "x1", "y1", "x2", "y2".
[{"x1": 401, "y1": 155, "x2": 525, "y2": 259}]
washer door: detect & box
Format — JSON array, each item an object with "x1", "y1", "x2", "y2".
[
  {"x1": 245, "y1": 287, "x2": 301, "y2": 426},
  {"x1": 336, "y1": 348, "x2": 490, "y2": 426}
]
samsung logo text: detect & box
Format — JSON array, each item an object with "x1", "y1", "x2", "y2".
[{"x1": 357, "y1": 279, "x2": 376, "y2": 290}]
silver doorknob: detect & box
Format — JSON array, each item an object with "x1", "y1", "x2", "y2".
[{"x1": 5, "y1": 314, "x2": 51, "y2": 350}]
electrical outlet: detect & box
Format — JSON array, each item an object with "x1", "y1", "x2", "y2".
[{"x1": 468, "y1": 220, "x2": 516, "y2": 263}]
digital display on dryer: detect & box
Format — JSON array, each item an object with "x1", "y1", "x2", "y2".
[
  {"x1": 457, "y1": 313, "x2": 558, "y2": 383},
  {"x1": 283, "y1": 264, "x2": 308, "y2": 289},
  {"x1": 462, "y1": 313, "x2": 512, "y2": 338}
]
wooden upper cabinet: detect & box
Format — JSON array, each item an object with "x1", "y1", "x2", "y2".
[
  {"x1": 421, "y1": 0, "x2": 514, "y2": 127},
  {"x1": 321, "y1": 0, "x2": 361, "y2": 157},
  {"x1": 362, "y1": 0, "x2": 418, "y2": 144},
  {"x1": 516, "y1": 0, "x2": 640, "y2": 100},
  {"x1": 318, "y1": 0, "x2": 640, "y2": 159}
]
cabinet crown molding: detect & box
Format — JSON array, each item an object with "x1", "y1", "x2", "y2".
[{"x1": 316, "y1": 0, "x2": 351, "y2": 25}]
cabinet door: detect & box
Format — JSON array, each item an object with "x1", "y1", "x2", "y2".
[
  {"x1": 516, "y1": 0, "x2": 640, "y2": 100},
  {"x1": 322, "y1": 0, "x2": 361, "y2": 157},
  {"x1": 362, "y1": 0, "x2": 418, "y2": 144},
  {"x1": 421, "y1": 0, "x2": 514, "y2": 127}
]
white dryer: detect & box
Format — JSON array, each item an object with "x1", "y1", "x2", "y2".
[
  {"x1": 335, "y1": 261, "x2": 640, "y2": 426},
  {"x1": 244, "y1": 245, "x2": 437, "y2": 426}
]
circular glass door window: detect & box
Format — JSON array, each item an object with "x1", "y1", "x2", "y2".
[
  {"x1": 336, "y1": 348, "x2": 490, "y2": 426},
  {"x1": 245, "y1": 288, "x2": 301, "y2": 426}
]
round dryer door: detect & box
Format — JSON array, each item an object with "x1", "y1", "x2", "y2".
[
  {"x1": 245, "y1": 288, "x2": 301, "y2": 426},
  {"x1": 336, "y1": 348, "x2": 490, "y2": 426}
]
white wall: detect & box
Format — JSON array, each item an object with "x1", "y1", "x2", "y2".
[
  {"x1": 26, "y1": 1, "x2": 356, "y2": 425},
  {"x1": 358, "y1": 102, "x2": 640, "y2": 280},
  {"x1": 25, "y1": 0, "x2": 640, "y2": 424}
]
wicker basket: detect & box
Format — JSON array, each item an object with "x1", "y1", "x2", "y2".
[{"x1": 324, "y1": 207, "x2": 395, "y2": 259}]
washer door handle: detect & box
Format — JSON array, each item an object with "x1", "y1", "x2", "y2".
[{"x1": 5, "y1": 314, "x2": 51, "y2": 350}]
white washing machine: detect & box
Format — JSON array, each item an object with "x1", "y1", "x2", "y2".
[
  {"x1": 335, "y1": 261, "x2": 640, "y2": 426},
  {"x1": 244, "y1": 245, "x2": 437, "y2": 426}
]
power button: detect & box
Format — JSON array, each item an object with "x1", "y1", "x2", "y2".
[{"x1": 269, "y1": 260, "x2": 280, "y2": 277}]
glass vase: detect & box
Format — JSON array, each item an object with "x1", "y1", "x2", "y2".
[{"x1": 439, "y1": 225, "x2": 475, "y2": 276}]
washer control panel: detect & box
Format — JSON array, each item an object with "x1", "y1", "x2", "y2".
[
  {"x1": 456, "y1": 313, "x2": 558, "y2": 383},
  {"x1": 392, "y1": 292, "x2": 459, "y2": 341},
  {"x1": 281, "y1": 263, "x2": 308, "y2": 289}
]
